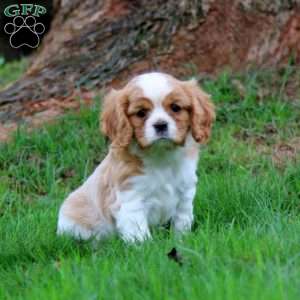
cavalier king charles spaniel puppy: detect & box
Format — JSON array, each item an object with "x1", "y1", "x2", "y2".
[{"x1": 57, "y1": 72, "x2": 215, "y2": 242}]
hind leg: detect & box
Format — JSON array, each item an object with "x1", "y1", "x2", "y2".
[
  {"x1": 57, "y1": 210, "x2": 95, "y2": 240},
  {"x1": 57, "y1": 191, "x2": 102, "y2": 240}
]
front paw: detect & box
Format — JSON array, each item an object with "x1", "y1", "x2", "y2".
[
  {"x1": 173, "y1": 215, "x2": 193, "y2": 233},
  {"x1": 117, "y1": 218, "x2": 151, "y2": 243},
  {"x1": 121, "y1": 227, "x2": 151, "y2": 243}
]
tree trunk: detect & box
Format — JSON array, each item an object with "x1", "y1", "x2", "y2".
[{"x1": 0, "y1": 0, "x2": 300, "y2": 123}]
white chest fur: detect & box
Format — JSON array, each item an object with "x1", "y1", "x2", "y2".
[
  {"x1": 133, "y1": 152, "x2": 197, "y2": 225},
  {"x1": 113, "y1": 138, "x2": 199, "y2": 241}
]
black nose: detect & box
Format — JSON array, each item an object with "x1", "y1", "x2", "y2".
[{"x1": 153, "y1": 121, "x2": 168, "y2": 133}]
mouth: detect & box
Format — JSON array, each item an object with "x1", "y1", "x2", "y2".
[
  {"x1": 154, "y1": 134, "x2": 171, "y2": 141},
  {"x1": 152, "y1": 137, "x2": 175, "y2": 147},
  {"x1": 156, "y1": 135, "x2": 170, "y2": 140},
  {"x1": 154, "y1": 132, "x2": 171, "y2": 140}
]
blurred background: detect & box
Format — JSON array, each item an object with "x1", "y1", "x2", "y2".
[{"x1": 0, "y1": 0, "x2": 299, "y2": 137}]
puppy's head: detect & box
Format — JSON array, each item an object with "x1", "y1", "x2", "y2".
[{"x1": 101, "y1": 72, "x2": 215, "y2": 148}]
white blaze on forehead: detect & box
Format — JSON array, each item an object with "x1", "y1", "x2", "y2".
[{"x1": 133, "y1": 72, "x2": 173, "y2": 104}]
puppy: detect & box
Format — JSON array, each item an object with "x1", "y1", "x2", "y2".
[{"x1": 57, "y1": 72, "x2": 215, "y2": 242}]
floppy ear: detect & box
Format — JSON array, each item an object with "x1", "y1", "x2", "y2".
[
  {"x1": 182, "y1": 79, "x2": 215, "y2": 144},
  {"x1": 101, "y1": 88, "x2": 133, "y2": 148}
]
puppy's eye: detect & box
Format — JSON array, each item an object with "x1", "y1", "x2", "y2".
[
  {"x1": 136, "y1": 109, "x2": 147, "y2": 118},
  {"x1": 170, "y1": 103, "x2": 181, "y2": 113}
]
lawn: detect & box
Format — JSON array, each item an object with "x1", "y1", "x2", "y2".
[{"x1": 0, "y1": 62, "x2": 300, "y2": 299}]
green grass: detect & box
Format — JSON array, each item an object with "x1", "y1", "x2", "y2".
[{"x1": 0, "y1": 64, "x2": 300, "y2": 299}]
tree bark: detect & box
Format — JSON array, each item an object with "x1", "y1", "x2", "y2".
[{"x1": 0, "y1": 0, "x2": 300, "y2": 123}]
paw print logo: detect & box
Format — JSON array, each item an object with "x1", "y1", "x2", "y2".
[{"x1": 4, "y1": 16, "x2": 45, "y2": 49}]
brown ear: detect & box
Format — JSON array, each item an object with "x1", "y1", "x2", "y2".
[
  {"x1": 101, "y1": 88, "x2": 133, "y2": 148},
  {"x1": 182, "y1": 79, "x2": 215, "y2": 144}
]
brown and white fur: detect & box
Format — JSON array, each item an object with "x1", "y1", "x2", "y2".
[{"x1": 57, "y1": 72, "x2": 215, "y2": 242}]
